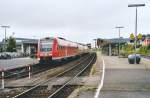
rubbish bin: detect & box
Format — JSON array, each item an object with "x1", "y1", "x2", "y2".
[{"x1": 128, "y1": 54, "x2": 141, "y2": 64}]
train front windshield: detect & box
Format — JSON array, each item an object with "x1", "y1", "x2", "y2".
[{"x1": 40, "y1": 39, "x2": 53, "y2": 52}]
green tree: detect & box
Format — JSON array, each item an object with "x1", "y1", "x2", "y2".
[{"x1": 6, "y1": 36, "x2": 16, "y2": 52}]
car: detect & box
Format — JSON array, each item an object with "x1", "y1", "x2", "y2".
[{"x1": 0, "y1": 52, "x2": 24, "y2": 59}]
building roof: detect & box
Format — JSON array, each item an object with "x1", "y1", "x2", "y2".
[
  {"x1": 96, "y1": 37, "x2": 130, "y2": 45},
  {"x1": 0, "y1": 38, "x2": 38, "y2": 45},
  {"x1": 107, "y1": 38, "x2": 130, "y2": 44},
  {"x1": 15, "y1": 38, "x2": 38, "y2": 41},
  {"x1": 15, "y1": 38, "x2": 38, "y2": 45}
]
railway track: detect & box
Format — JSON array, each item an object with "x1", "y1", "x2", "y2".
[
  {"x1": 11, "y1": 52, "x2": 96, "y2": 98},
  {"x1": 1, "y1": 54, "x2": 88, "y2": 80}
]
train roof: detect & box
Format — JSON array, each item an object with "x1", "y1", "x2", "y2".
[
  {"x1": 56, "y1": 37, "x2": 78, "y2": 47},
  {"x1": 56, "y1": 37, "x2": 88, "y2": 48},
  {"x1": 40, "y1": 37, "x2": 88, "y2": 48}
]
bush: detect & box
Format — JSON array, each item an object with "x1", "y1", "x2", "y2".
[
  {"x1": 138, "y1": 46, "x2": 150, "y2": 55},
  {"x1": 120, "y1": 44, "x2": 135, "y2": 57},
  {"x1": 121, "y1": 44, "x2": 150, "y2": 56}
]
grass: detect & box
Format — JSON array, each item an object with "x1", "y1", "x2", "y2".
[{"x1": 90, "y1": 64, "x2": 97, "y2": 76}]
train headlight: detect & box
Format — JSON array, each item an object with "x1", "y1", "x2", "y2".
[{"x1": 37, "y1": 58, "x2": 40, "y2": 60}]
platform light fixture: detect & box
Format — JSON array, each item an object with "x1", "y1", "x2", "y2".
[{"x1": 128, "y1": 3, "x2": 145, "y2": 64}]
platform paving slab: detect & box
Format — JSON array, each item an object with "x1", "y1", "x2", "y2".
[
  {"x1": 99, "y1": 55, "x2": 150, "y2": 98},
  {"x1": 103, "y1": 56, "x2": 150, "y2": 69}
]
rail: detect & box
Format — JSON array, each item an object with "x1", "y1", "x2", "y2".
[
  {"x1": 12, "y1": 53, "x2": 94, "y2": 98},
  {"x1": 48, "y1": 53, "x2": 96, "y2": 98}
]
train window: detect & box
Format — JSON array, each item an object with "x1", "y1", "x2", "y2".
[
  {"x1": 40, "y1": 39, "x2": 53, "y2": 52},
  {"x1": 40, "y1": 43, "x2": 52, "y2": 52}
]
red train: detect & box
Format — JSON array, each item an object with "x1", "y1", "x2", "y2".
[{"x1": 37, "y1": 37, "x2": 88, "y2": 63}]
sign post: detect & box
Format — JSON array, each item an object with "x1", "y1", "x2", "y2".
[{"x1": 128, "y1": 3, "x2": 145, "y2": 64}]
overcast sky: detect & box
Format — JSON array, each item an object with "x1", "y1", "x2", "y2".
[{"x1": 0, "y1": 0, "x2": 149, "y2": 44}]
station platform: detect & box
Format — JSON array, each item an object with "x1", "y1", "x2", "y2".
[
  {"x1": 0, "y1": 57, "x2": 39, "y2": 71},
  {"x1": 67, "y1": 53, "x2": 150, "y2": 98}
]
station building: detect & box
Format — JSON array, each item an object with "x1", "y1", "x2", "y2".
[
  {"x1": 0, "y1": 38, "x2": 38, "y2": 55},
  {"x1": 142, "y1": 34, "x2": 150, "y2": 46},
  {"x1": 15, "y1": 38, "x2": 38, "y2": 55}
]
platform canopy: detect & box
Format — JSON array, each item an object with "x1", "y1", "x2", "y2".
[
  {"x1": 106, "y1": 38, "x2": 130, "y2": 44},
  {"x1": 95, "y1": 38, "x2": 129, "y2": 47}
]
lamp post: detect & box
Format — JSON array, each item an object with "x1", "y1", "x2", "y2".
[
  {"x1": 116, "y1": 26, "x2": 124, "y2": 56},
  {"x1": 1, "y1": 25, "x2": 10, "y2": 52},
  {"x1": 128, "y1": 4, "x2": 145, "y2": 64},
  {"x1": 93, "y1": 39, "x2": 97, "y2": 49}
]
